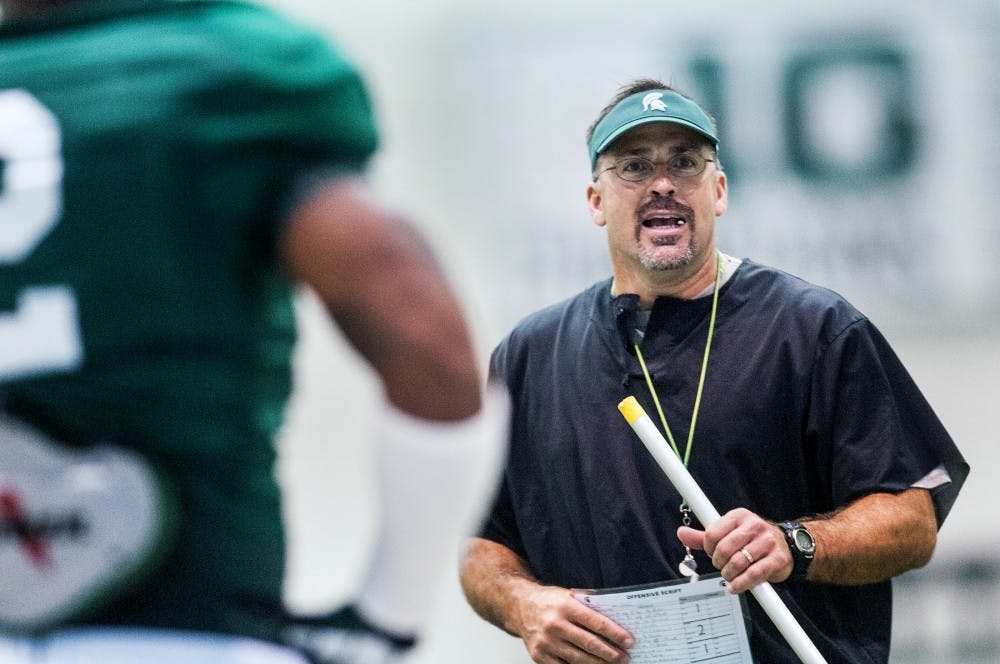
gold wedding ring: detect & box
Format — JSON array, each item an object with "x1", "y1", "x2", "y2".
[{"x1": 741, "y1": 548, "x2": 755, "y2": 565}]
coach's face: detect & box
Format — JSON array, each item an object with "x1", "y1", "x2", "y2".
[{"x1": 587, "y1": 123, "x2": 726, "y2": 286}]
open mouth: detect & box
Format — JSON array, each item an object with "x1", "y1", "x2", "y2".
[
  {"x1": 638, "y1": 198, "x2": 692, "y2": 230},
  {"x1": 642, "y1": 215, "x2": 687, "y2": 229}
]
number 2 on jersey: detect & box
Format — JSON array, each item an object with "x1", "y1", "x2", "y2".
[{"x1": 0, "y1": 89, "x2": 83, "y2": 380}]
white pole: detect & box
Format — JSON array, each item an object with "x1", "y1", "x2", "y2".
[{"x1": 618, "y1": 396, "x2": 828, "y2": 664}]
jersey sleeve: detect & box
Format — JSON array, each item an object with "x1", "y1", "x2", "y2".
[
  {"x1": 808, "y1": 318, "x2": 969, "y2": 525},
  {"x1": 195, "y1": 4, "x2": 379, "y2": 161},
  {"x1": 184, "y1": 4, "x2": 381, "y2": 249}
]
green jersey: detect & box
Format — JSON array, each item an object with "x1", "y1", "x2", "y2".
[{"x1": 0, "y1": 0, "x2": 377, "y2": 640}]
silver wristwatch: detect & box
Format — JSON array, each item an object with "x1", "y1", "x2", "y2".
[{"x1": 778, "y1": 520, "x2": 815, "y2": 579}]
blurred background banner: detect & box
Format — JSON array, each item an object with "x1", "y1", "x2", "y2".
[
  {"x1": 270, "y1": 1, "x2": 998, "y2": 662},
  {"x1": 334, "y1": 0, "x2": 999, "y2": 339}
]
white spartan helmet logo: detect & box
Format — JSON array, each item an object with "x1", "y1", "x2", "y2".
[{"x1": 642, "y1": 92, "x2": 667, "y2": 112}]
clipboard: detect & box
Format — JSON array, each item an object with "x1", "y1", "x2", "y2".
[{"x1": 573, "y1": 574, "x2": 754, "y2": 663}]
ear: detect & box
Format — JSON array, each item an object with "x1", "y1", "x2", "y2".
[
  {"x1": 587, "y1": 180, "x2": 606, "y2": 227},
  {"x1": 714, "y1": 169, "x2": 728, "y2": 217}
]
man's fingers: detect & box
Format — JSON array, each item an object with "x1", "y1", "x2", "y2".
[
  {"x1": 720, "y1": 545, "x2": 760, "y2": 587},
  {"x1": 532, "y1": 623, "x2": 628, "y2": 664},
  {"x1": 563, "y1": 622, "x2": 630, "y2": 662},
  {"x1": 554, "y1": 622, "x2": 631, "y2": 663},
  {"x1": 702, "y1": 508, "x2": 754, "y2": 556},
  {"x1": 676, "y1": 525, "x2": 705, "y2": 551},
  {"x1": 568, "y1": 598, "x2": 634, "y2": 651},
  {"x1": 524, "y1": 588, "x2": 632, "y2": 663}
]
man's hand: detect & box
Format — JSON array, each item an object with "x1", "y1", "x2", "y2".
[
  {"x1": 459, "y1": 537, "x2": 633, "y2": 664},
  {"x1": 677, "y1": 489, "x2": 939, "y2": 591},
  {"x1": 677, "y1": 507, "x2": 793, "y2": 593},
  {"x1": 517, "y1": 585, "x2": 633, "y2": 664}
]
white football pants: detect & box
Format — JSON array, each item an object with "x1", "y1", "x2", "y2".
[{"x1": 0, "y1": 628, "x2": 309, "y2": 664}]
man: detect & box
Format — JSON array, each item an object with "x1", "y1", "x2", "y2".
[
  {"x1": 460, "y1": 78, "x2": 969, "y2": 663},
  {"x1": 0, "y1": 1, "x2": 504, "y2": 662}
]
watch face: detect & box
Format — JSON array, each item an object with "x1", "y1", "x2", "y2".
[{"x1": 794, "y1": 528, "x2": 816, "y2": 555}]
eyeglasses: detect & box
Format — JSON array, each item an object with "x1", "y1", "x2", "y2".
[{"x1": 597, "y1": 153, "x2": 716, "y2": 183}]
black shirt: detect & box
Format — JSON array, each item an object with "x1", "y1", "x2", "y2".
[{"x1": 484, "y1": 259, "x2": 968, "y2": 663}]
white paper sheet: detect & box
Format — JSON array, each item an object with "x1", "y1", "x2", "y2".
[{"x1": 573, "y1": 575, "x2": 754, "y2": 663}]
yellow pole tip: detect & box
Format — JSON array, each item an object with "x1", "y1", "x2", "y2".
[{"x1": 618, "y1": 396, "x2": 646, "y2": 424}]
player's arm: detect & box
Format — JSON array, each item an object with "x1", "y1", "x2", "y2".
[
  {"x1": 460, "y1": 537, "x2": 634, "y2": 664},
  {"x1": 278, "y1": 173, "x2": 508, "y2": 659},
  {"x1": 677, "y1": 487, "x2": 937, "y2": 594},
  {"x1": 279, "y1": 175, "x2": 481, "y2": 421}
]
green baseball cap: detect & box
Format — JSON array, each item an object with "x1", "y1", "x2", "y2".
[{"x1": 588, "y1": 89, "x2": 719, "y2": 171}]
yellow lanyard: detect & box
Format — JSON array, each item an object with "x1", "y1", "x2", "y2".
[{"x1": 632, "y1": 251, "x2": 723, "y2": 468}]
